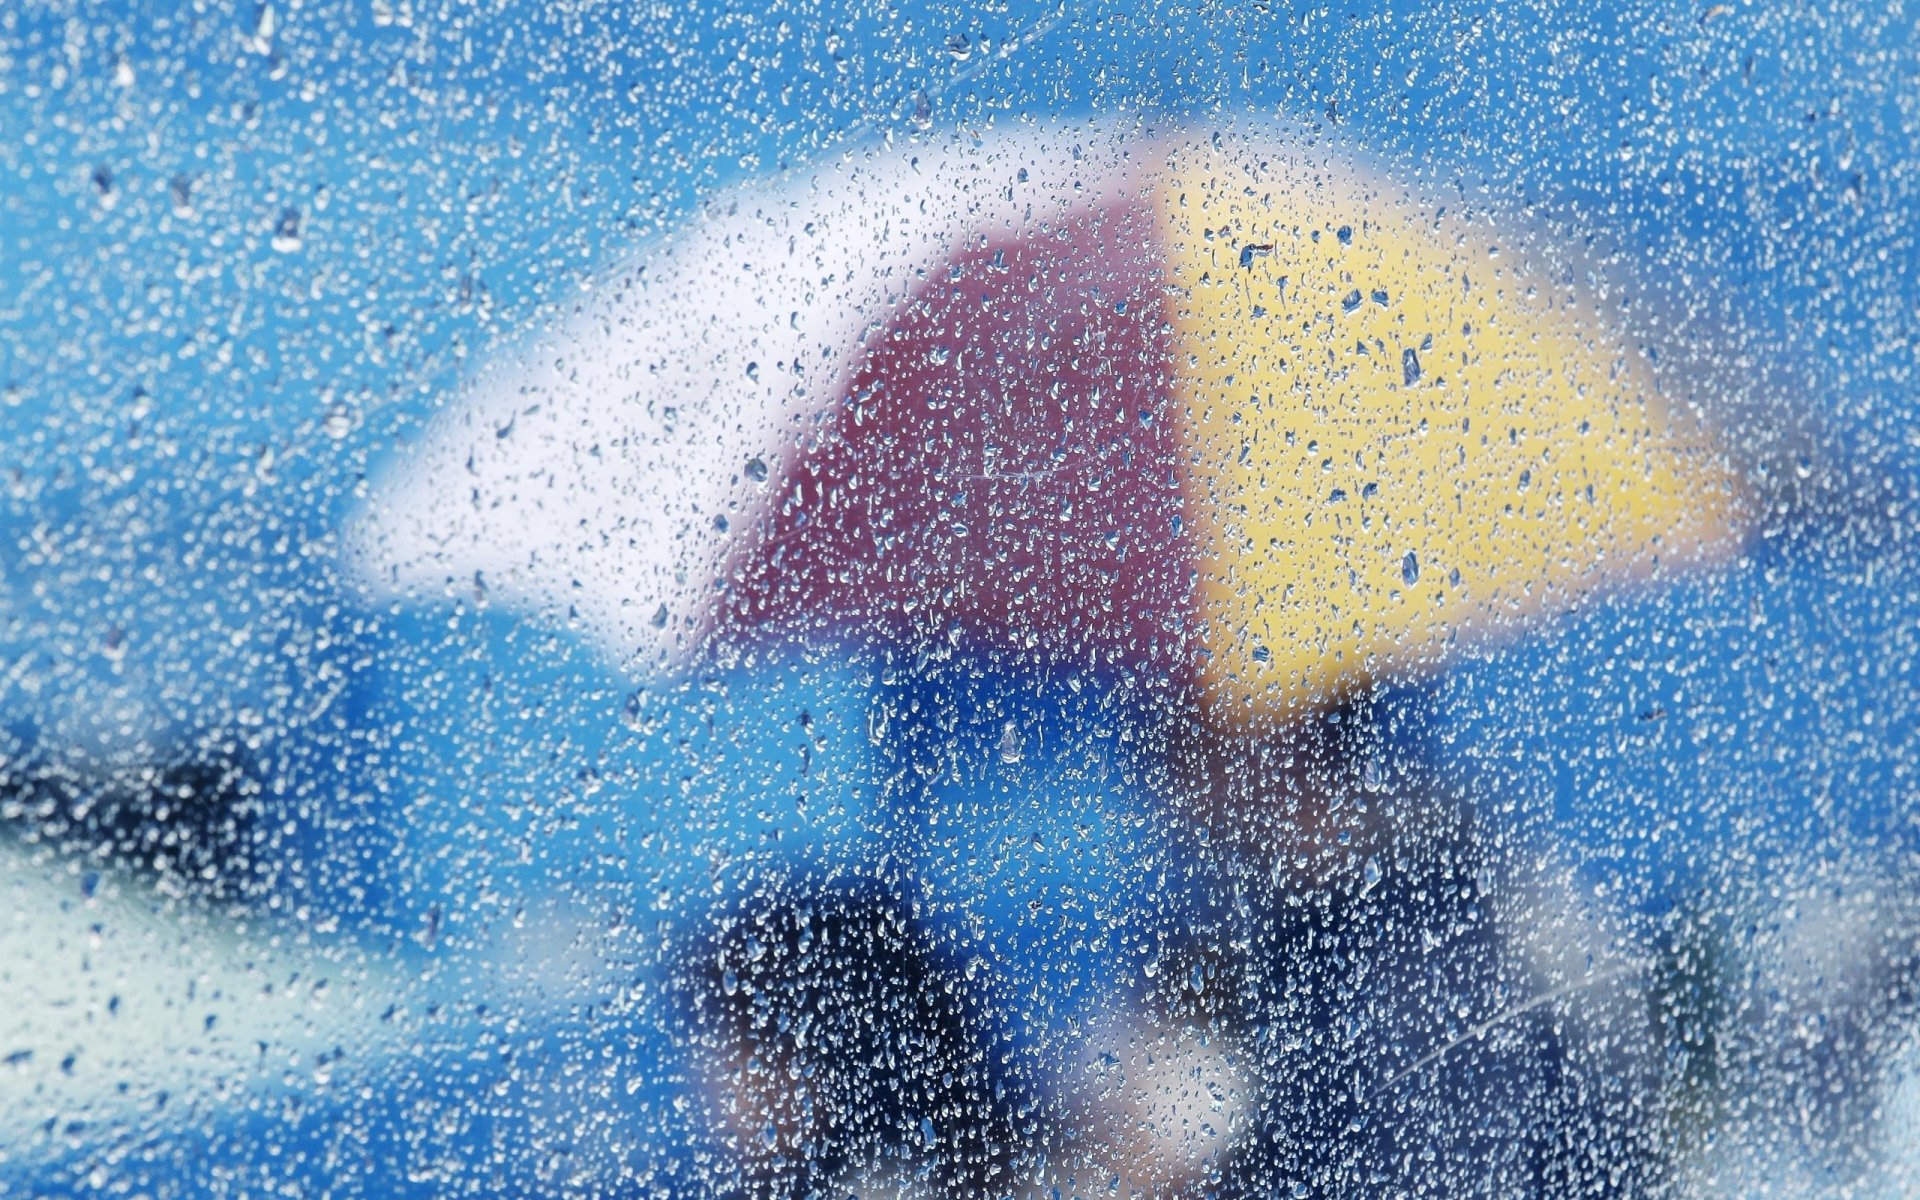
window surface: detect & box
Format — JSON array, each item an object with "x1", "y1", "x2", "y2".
[{"x1": 3, "y1": 3, "x2": 1917, "y2": 1196}]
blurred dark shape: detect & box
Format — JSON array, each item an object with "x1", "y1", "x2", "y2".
[
  {"x1": 1166, "y1": 693, "x2": 1668, "y2": 1197},
  {"x1": 681, "y1": 877, "x2": 1015, "y2": 1198},
  {"x1": 0, "y1": 730, "x2": 273, "y2": 901}
]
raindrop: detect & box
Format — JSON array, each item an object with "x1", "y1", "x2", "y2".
[
  {"x1": 744, "y1": 457, "x2": 769, "y2": 483},
  {"x1": 1401, "y1": 551, "x2": 1419, "y2": 585},
  {"x1": 271, "y1": 208, "x2": 302, "y2": 253},
  {"x1": 1401, "y1": 347, "x2": 1422, "y2": 385},
  {"x1": 997, "y1": 720, "x2": 1023, "y2": 764},
  {"x1": 248, "y1": 3, "x2": 277, "y2": 54},
  {"x1": 1362, "y1": 857, "x2": 1383, "y2": 894},
  {"x1": 622, "y1": 690, "x2": 655, "y2": 733}
]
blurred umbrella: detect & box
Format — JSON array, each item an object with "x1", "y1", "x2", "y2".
[{"x1": 356, "y1": 122, "x2": 1750, "y2": 720}]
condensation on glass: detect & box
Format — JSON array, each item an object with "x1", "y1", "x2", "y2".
[{"x1": 1, "y1": 4, "x2": 1915, "y2": 1197}]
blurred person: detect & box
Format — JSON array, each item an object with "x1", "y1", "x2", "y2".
[{"x1": 350, "y1": 121, "x2": 1749, "y2": 1196}]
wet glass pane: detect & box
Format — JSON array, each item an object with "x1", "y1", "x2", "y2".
[{"x1": 3, "y1": 2, "x2": 1916, "y2": 1196}]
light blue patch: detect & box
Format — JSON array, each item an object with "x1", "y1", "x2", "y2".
[
  {"x1": 299, "y1": 608, "x2": 890, "y2": 950},
  {"x1": 896, "y1": 671, "x2": 1204, "y2": 1068}
]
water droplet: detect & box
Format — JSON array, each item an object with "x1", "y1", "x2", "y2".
[
  {"x1": 945, "y1": 33, "x2": 973, "y2": 61},
  {"x1": 1362, "y1": 857, "x2": 1383, "y2": 894},
  {"x1": 1341, "y1": 289, "x2": 1363, "y2": 313},
  {"x1": 323, "y1": 405, "x2": 353, "y2": 440},
  {"x1": 271, "y1": 208, "x2": 302, "y2": 253},
  {"x1": 1401, "y1": 551, "x2": 1419, "y2": 585},
  {"x1": 248, "y1": 3, "x2": 277, "y2": 54},
  {"x1": 90, "y1": 166, "x2": 116, "y2": 209},
  {"x1": 997, "y1": 720, "x2": 1023, "y2": 765},
  {"x1": 744, "y1": 457, "x2": 769, "y2": 483},
  {"x1": 1401, "y1": 348, "x2": 1422, "y2": 385},
  {"x1": 1336, "y1": 225, "x2": 1353, "y2": 244},
  {"x1": 623, "y1": 691, "x2": 654, "y2": 733}
]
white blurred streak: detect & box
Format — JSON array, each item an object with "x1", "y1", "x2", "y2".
[{"x1": 0, "y1": 842, "x2": 407, "y2": 1154}]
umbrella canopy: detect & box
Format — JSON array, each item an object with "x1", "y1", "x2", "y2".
[{"x1": 356, "y1": 124, "x2": 1747, "y2": 717}]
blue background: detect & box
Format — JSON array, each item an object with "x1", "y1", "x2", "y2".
[{"x1": 2, "y1": 1, "x2": 1917, "y2": 1192}]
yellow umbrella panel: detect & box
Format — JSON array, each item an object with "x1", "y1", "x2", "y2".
[{"x1": 1156, "y1": 137, "x2": 1748, "y2": 721}]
